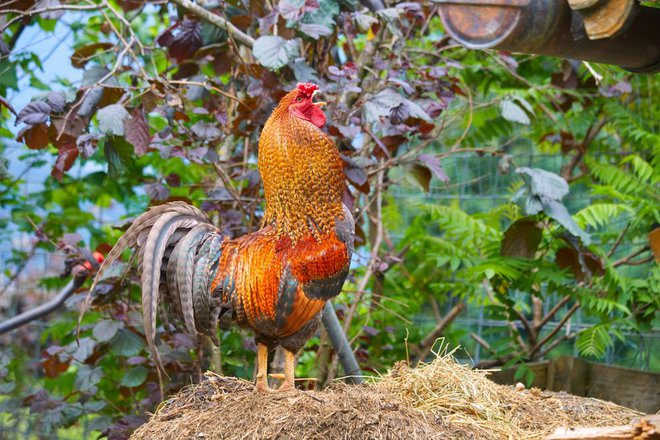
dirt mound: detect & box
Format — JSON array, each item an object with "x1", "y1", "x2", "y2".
[{"x1": 132, "y1": 349, "x2": 641, "y2": 440}]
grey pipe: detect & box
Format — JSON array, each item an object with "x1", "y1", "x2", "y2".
[{"x1": 322, "y1": 301, "x2": 363, "y2": 384}]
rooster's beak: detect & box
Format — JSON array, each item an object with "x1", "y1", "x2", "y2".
[{"x1": 312, "y1": 89, "x2": 327, "y2": 107}]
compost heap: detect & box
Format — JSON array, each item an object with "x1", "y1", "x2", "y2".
[{"x1": 131, "y1": 349, "x2": 642, "y2": 440}]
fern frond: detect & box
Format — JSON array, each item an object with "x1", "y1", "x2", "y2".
[
  {"x1": 622, "y1": 154, "x2": 657, "y2": 185},
  {"x1": 419, "y1": 204, "x2": 499, "y2": 243},
  {"x1": 576, "y1": 323, "x2": 612, "y2": 359},
  {"x1": 588, "y1": 160, "x2": 650, "y2": 196},
  {"x1": 573, "y1": 203, "x2": 633, "y2": 230}
]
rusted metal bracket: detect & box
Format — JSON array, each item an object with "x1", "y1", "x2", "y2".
[
  {"x1": 567, "y1": 0, "x2": 636, "y2": 39},
  {"x1": 436, "y1": 0, "x2": 660, "y2": 73}
]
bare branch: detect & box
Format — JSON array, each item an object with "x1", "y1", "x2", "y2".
[
  {"x1": 0, "y1": 3, "x2": 104, "y2": 34},
  {"x1": 530, "y1": 302, "x2": 580, "y2": 358},
  {"x1": 613, "y1": 247, "x2": 651, "y2": 267},
  {"x1": 416, "y1": 302, "x2": 465, "y2": 360},
  {"x1": 169, "y1": 0, "x2": 255, "y2": 48},
  {"x1": 537, "y1": 295, "x2": 571, "y2": 331}
]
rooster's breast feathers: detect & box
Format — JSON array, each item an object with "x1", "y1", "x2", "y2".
[{"x1": 212, "y1": 206, "x2": 354, "y2": 337}]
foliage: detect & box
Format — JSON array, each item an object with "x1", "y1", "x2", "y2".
[{"x1": 0, "y1": 0, "x2": 657, "y2": 438}]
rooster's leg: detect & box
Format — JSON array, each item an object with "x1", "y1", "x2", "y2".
[
  {"x1": 256, "y1": 343, "x2": 270, "y2": 392},
  {"x1": 278, "y1": 349, "x2": 295, "y2": 391}
]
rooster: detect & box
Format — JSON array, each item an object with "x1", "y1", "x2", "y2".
[{"x1": 89, "y1": 83, "x2": 354, "y2": 391}]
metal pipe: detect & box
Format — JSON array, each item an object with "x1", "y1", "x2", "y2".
[
  {"x1": 322, "y1": 301, "x2": 363, "y2": 384},
  {"x1": 437, "y1": 0, "x2": 660, "y2": 73}
]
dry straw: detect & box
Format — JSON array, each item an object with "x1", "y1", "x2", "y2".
[{"x1": 132, "y1": 345, "x2": 641, "y2": 440}]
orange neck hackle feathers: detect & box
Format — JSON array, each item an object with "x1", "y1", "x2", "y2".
[{"x1": 258, "y1": 84, "x2": 344, "y2": 243}]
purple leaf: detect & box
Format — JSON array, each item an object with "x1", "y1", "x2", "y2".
[
  {"x1": 97, "y1": 104, "x2": 129, "y2": 135},
  {"x1": 45, "y1": 91, "x2": 65, "y2": 113},
  {"x1": 61, "y1": 233, "x2": 82, "y2": 246},
  {"x1": 428, "y1": 66, "x2": 447, "y2": 79},
  {"x1": 191, "y1": 121, "x2": 222, "y2": 140},
  {"x1": 419, "y1": 153, "x2": 449, "y2": 183},
  {"x1": 299, "y1": 23, "x2": 332, "y2": 39},
  {"x1": 280, "y1": 0, "x2": 305, "y2": 21},
  {"x1": 258, "y1": 9, "x2": 279, "y2": 34},
  {"x1": 390, "y1": 102, "x2": 410, "y2": 124},
  {"x1": 342, "y1": 62, "x2": 358, "y2": 77},
  {"x1": 144, "y1": 183, "x2": 170, "y2": 201},
  {"x1": 124, "y1": 107, "x2": 150, "y2": 155},
  {"x1": 16, "y1": 101, "x2": 51, "y2": 126},
  {"x1": 424, "y1": 100, "x2": 445, "y2": 118},
  {"x1": 157, "y1": 20, "x2": 202, "y2": 63},
  {"x1": 328, "y1": 65, "x2": 344, "y2": 78},
  {"x1": 388, "y1": 78, "x2": 414, "y2": 95},
  {"x1": 337, "y1": 124, "x2": 361, "y2": 139},
  {"x1": 187, "y1": 146, "x2": 208, "y2": 163},
  {"x1": 304, "y1": 0, "x2": 320, "y2": 11},
  {"x1": 599, "y1": 81, "x2": 632, "y2": 97},
  {"x1": 165, "y1": 173, "x2": 181, "y2": 187},
  {"x1": 36, "y1": 0, "x2": 65, "y2": 20}
]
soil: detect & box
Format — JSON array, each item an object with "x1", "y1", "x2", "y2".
[{"x1": 131, "y1": 354, "x2": 642, "y2": 440}]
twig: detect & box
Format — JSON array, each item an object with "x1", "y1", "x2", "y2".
[
  {"x1": 169, "y1": 0, "x2": 255, "y2": 48},
  {"x1": 537, "y1": 333, "x2": 575, "y2": 359},
  {"x1": 168, "y1": 79, "x2": 248, "y2": 108},
  {"x1": 607, "y1": 223, "x2": 630, "y2": 258},
  {"x1": 0, "y1": 3, "x2": 104, "y2": 34},
  {"x1": 470, "y1": 333, "x2": 495, "y2": 354},
  {"x1": 613, "y1": 247, "x2": 651, "y2": 267},
  {"x1": 537, "y1": 295, "x2": 571, "y2": 331},
  {"x1": 212, "y1": 163, "x2": 250, "y2": 219},
  {"x1": 342, "y1": 165, "x2": 385, "y2": 334},
  {"x1": 530, "y1": 302, "x2": 580, "y2": 358},
  {"x1": 416, "y1": 302, "x2": 465, "y2": 361}
]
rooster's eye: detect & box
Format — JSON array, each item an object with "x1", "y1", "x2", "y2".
[{"x1": 296, "y1": 97, "x2": 303, "y2": 102}]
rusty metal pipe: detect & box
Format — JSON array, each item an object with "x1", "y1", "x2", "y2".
[{"x1": 437, "y1": 0, "x2": 660, "y2": 73}]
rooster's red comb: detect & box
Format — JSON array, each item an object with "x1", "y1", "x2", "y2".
[{"x1": 296, "y1": 82, "x2": 319, "y2": 95}]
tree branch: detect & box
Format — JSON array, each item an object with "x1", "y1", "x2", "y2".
[
  {"x1": 416, "y1": 302, "x2": 465, "y2": 361},
  {"x1": 530, "y1": 302, "x2": 580, "y2": 358},
  {"x1": 0, "y1": 3, "x2": 105, "y2": 34},
  {"x1": 169, "y1": 0, "x2": 255, "y2": 48},
  {"x1": 613, "y1": 247, "x2": 651, "y2": 267},
  {"x1": 537, "y1": 295, "x2": 571, "y2": 331}
]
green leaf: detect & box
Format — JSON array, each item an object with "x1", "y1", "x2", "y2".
[
  {"x1": 120, "y1": 366, "x2": 148, "y2": 388},
  {"x1": 516, "y1": 167, "x2": 568, "y2": 201},
  {"x1": 98, "y1": 104, "x2": 129, "y2": 135},
  {"x1": 301, "y1": 0, "x2": 339, "y2": 29},
  {"x1": 75, "y1": 365, "x2": 103, "y2": 393},
  {"x1": 574, "y1": 203, "x2": 632, "y2": 230},
  {"x1": 110, "y1": 329, "x2": 144, "y2": 357},
  {"x1": 576, "y1": 323, "x2": 612, "y2": 358},
  {"x1": 0, "y1": 60, "x2": 19, "y2": 90},
  {"x1": 93, "y1": 320, "x2": 122, "y2": 343},
  {"x1": 104, "y1": 136, "x2": 134, "y2": 177},
  {"x1": 252, "y1": 36, "x2": 300, "y2": 70},
  {"x1": 500, "y1": 99, "x2": 530, "y2": 125},
  {"x1": 541, "y1": 198, "x2": 590, "y2": 245}
]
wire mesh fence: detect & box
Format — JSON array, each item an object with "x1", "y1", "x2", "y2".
[{"x1": 0, "y1": 149, "x2": 657, "y2": 439}]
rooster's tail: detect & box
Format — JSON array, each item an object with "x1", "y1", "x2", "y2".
[{"x1": 87, "y1": 202, "x2": 226, "y2": 374}]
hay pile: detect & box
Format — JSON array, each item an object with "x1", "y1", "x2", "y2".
[{"x1": 132, "y1": 349, "x2": 641, "y2": 440}]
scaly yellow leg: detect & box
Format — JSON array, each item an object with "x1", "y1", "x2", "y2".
[
  {"x1": 279, "y1": 349, "x2": 296, "y2": 391},
  {"x1": 256, "y1": 343, "x2": 270, "y2": 392}
]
